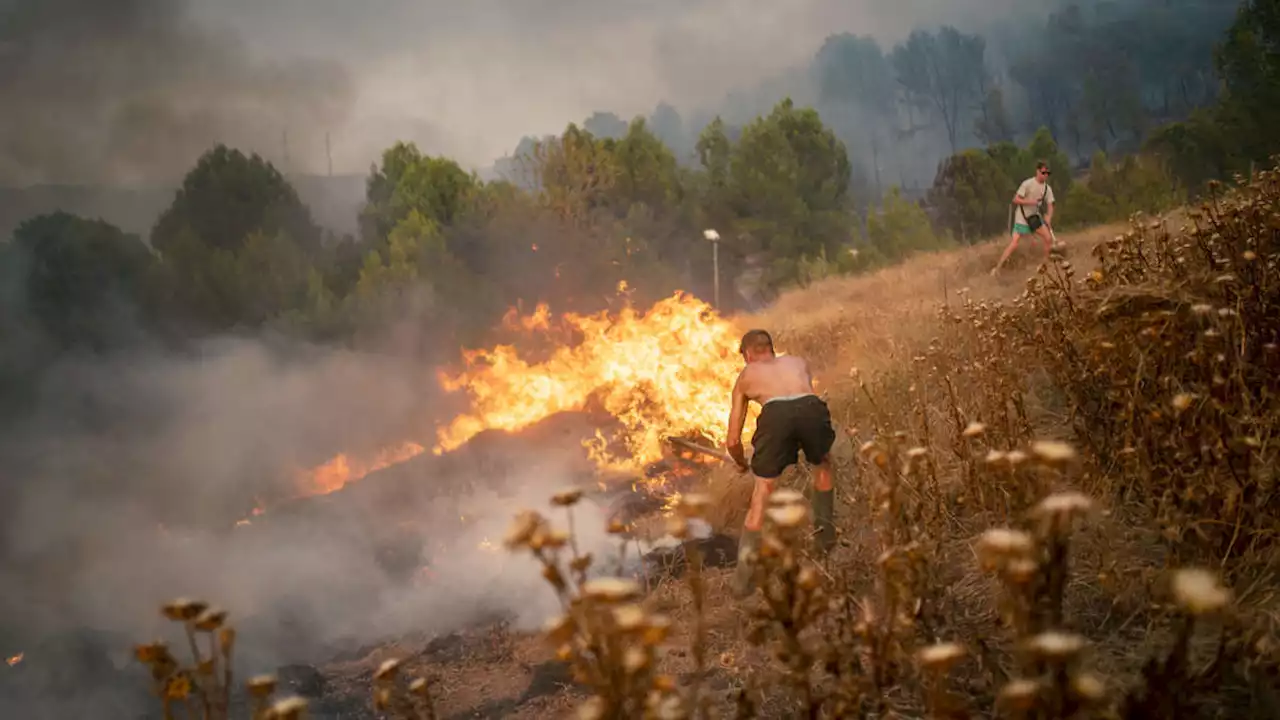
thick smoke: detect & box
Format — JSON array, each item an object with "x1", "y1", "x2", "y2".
[
  {"x1": 1, "y1": 0, "x2": 1063, "y2": 187},
  {"x1": 0, "y1": 0, "x2": 355, "y2": 185},
  {"x1": 0, "y1": 329, "x2": 640, "y2": 715}
]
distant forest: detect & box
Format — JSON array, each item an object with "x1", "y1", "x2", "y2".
[{"x1": 3, "y1": 0, "x2": 1277, "y2": 423}]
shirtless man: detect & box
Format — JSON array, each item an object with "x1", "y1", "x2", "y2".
[{"x1": 725, "y1": 329, "x2": 837, "y2": 598}]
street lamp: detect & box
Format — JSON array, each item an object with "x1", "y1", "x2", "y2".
[{"x1": 703, "y1": 228, "x2": 721, "y2": 310}]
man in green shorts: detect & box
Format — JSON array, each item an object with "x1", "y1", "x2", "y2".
[
  {"x1": 992, "y1": 160, "x2": 1056, "y2": 275},
  {"x1": 725, "y1": 329, "x2": 837, "y2": 598}
]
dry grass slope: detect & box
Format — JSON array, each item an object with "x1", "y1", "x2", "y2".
[{"x1": 134, "y1": 171, "x2": 1280, "y2": 718}]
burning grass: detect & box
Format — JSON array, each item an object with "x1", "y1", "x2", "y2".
[{"x1": 128, "y1": 167, "x2": 1280, "y2": 717}]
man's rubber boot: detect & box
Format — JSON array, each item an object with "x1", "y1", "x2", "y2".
[
  {"x1": 812, "y1": 489, "x2": 836, "y2": 555},
  {"x1": 731, "y1": 529, "x2": 762, "y2": 599}
]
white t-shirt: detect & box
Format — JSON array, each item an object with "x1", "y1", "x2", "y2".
[{"x1": 1015, "y1": 177, "x2": 1055, "y2": 224}]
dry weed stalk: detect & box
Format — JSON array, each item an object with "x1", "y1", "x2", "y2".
[
  {"x1": 976, "y1": 451, "x2": 1111, "y2": 719},
  {"x1": 730, "y1": 440, "x2": 960, "y2": 718},
  {"x1": 504, "y1": 488, "x2": 706, "y2": 719},
  {"x1": 372, "y1": 657, "x2": 438, "y2": 720},
  {"x1": 1004, "y1": 170, "x2": 1280, "y2": 566},
  {"x1": 134, "y1": 598, "x2": 308, "y2": 720},
  {"x1": 736, "y1": 490, "x2": 828, "y2": 718}
]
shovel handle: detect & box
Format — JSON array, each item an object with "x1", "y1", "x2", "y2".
[{"x1": 665, "y1": 436, "x2": 734, "y2": 463}]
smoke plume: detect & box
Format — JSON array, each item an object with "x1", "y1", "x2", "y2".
[
  {"x1": 0, "y1": 0, "x2": 355, "y2": 185},
  {"x1": 0, "y1": 328, "x2": 638, "y2": 716}
]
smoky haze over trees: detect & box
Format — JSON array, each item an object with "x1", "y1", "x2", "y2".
[
  {"x1": 2, "y1": 0, "x2": 1279, "y2": 714},
  {"x1": 0, "y1": 0, "x2": 355, "y2": 185},
  {"x1": 0, "y1": 0, "x2": 1235, "y2": 189}
]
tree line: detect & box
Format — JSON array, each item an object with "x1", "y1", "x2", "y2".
[
  {"x1": 509, "y1": 0, "x2": 1240, "y2": 201},
  {"x1": 1, "y1": 0, "x2": 1275, "y2": 422}
]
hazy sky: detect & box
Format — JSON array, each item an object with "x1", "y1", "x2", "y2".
[{"x1": 1, "y1": 0, "x2": 1026, "y2": 185}]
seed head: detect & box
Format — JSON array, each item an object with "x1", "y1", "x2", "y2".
[
  {"x1": 977, "y1": 529, "x2": 1035, "y2": 562},
  {"x1": 997, "y1": 679, "x2": 1042, "y2": 709},
  {"x1": 247, "y1": 674, "x2": 278, "y2": 697},
  {"x1": 1171, "y1": 393, "x2": 1197, "y2": 413},
  {"x1": 164, "y1": 672, "x2": 193, "y2": 700},
  {"x1": 542, "y1": 530, "x2": 571, "y2": 549},
  {"x1": 374, "y1": 658, "x2": 401, "y2": 681},
  {"x1": 194, "y1": 607, "x2": 228, "y2": 632},
  {"x1": 1171, "y1": 568, "x2": 1232, "y2": 614},
  {"x1": 799, "y1": 557, "x2": 829, "y2": 586},
  {"x1": 161, "y1": 598, "x2": 207, "y2": 622},
  {"x1": 266, "y1": 696, "x2": 308, "y2": 720},
  {"x1": 649, "y1": 692, "x2": 685, "y2": 719},
  {"x1": 1024, "y1": 631, "x2": 1087, "y2": 660},
  {"x1": 409, "y1": 677, "x2": 431, "y2": 697},
  {"x1": 543, "y1": 614, "x2": 577, "y2": 645},
  {"x1": 769, "y1": 489, "x2": 806, "y2": 507},
  {"x1": 1032, "y1": 491, "x2": 1095, "y2": 519},
  {"x1": 1030, "y1": 440, "x2": 1076, "y2": 466},
  {"x1": 1006, "y1": 558, "x2": 1039, "y2": 584},
  {"x1": 504, "y1": 510, "x2": 545, "y2": 549},
  {"x1": 582, "y1": 577, "x2": 643, "y2": 604},
  {"x1": 961, "y1": 422, "x2": 986, "y2": 438},
  {"x1": 551, "y1": 489, "x2": 584, "y2": 507},
  {"x1": 676, "y1": 493, "x2": 711, "y2": 518},
  {"x1": 577, "y1": 697, "x2": 606, "y2": 720},
  {"x1": 622, "y1": 646, "x2": 650, "y2": 673},
  {"x1": 766, "y1": 504, "x2": 808, "y2": 529},
  {"x1": 1072, "y1": 672, "x2": 1106, "y2": 702},
  {"x1": 643, "y1": 614, "x2": 673, "y2": 645},
  {"x1": 917, "y1": 642, "x2": 966, "y2": 670},
  {"x1": 611, "y1": 604, "x2": 649, "y2": 633},
  {"x1": 134, "y1": 642, "x2": 168, "y2": 664}
]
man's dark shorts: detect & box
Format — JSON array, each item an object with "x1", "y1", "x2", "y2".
[{"x1": 750, "y1": 394, "x2": 836, "y2": 479}]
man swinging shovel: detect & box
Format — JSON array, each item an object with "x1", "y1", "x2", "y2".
[
  {"x1": 992, "y1": 160, "x2": 1056, "y2": 275},
  {"x1": 723, "y1": 329, "x2": 837, "y2": 598}
]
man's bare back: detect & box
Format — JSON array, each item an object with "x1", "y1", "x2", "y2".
[
  {"x1": 733, "y1": 354, "x2": 816, "y2": 406},
  {"x1": 725, "y1": 331, "x2": 832, "y2": 477},
  {"x1": 725, "y1": 329, "x2": 839, "y2": 597}
]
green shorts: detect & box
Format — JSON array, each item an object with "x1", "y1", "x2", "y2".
[{"x1": 1015, "y1": 215, "x2": 1045, "y2": 235}]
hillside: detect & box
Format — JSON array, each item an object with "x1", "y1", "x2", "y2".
[{"x1": 112, "y1": 186, "x2": 1279, "y2": 719}]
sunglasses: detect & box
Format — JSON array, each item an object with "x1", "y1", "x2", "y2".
[{"x1": 1040, "y1": 169, "x2": 1052, "y2": 176}]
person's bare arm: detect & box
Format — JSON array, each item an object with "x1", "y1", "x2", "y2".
[
  {"x1": 1045, "y1": 200, "x2": 1054, "y2": 226},
  {"x1": 726, "y1": 373, "x2": 750, "y2": 471}
]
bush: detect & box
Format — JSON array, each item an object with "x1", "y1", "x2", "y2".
[{"x1": 1059, "y1": 152, "x2": 1185, "y2": 230}]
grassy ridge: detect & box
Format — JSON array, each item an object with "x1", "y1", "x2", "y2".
[{"x1": 133, "y1": 170, "x2": 1279, "y2": 718}]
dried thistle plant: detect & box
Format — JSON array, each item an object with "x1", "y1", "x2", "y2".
[
  {"x1": 504, "y1": 488, "x2": 697, "y2": 719},
  {"x1": 372, "y1": 658, "x2": 437, "y2": 720},
  {"x1": 135, "y1": 598, "x2": 308, "y2": 720}
]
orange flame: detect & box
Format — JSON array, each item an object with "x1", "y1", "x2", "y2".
[
  {"x1": 502, "y1": 303, "x2": 552, "y2": 333},
  {"x1": 296, "y1": 441, "x2": 426, "y2": 496},
  {"x1": 6, "y1": 653, "x2": 22, "y2": 667},
  {"x1": 434, "y1": 291, "x2": 754, "y2": 470},
  {"x1": 284, "y1": 292, "x2": 751, "y2": 505}
]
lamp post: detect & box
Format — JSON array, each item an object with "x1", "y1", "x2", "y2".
[{"x1": 703, "y1": 228, "x2": 720, "y2": 310}]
